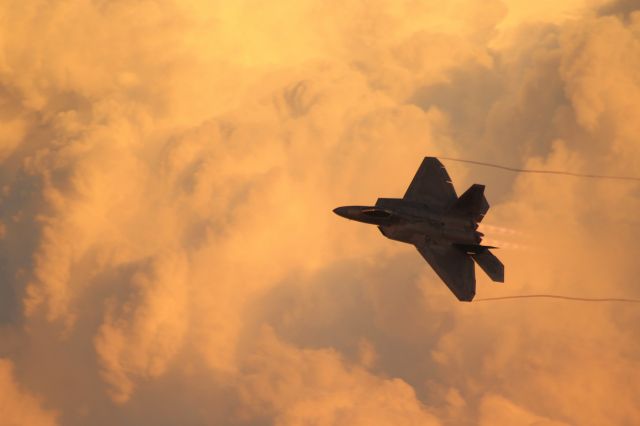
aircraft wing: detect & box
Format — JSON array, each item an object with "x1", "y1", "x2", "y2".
[
  {"x1": 403, "y1": 157, "x2": 457, "y2": 210},
  {"x1": 415, "y1": 243, "x2": 476, "y2": 301}
]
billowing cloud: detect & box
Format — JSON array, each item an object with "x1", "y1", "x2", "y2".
[
  {"x1": 0, "y1": 359, "x2": 58, "y2": 426},
  {"x1": 0, "y1": 0, "x2": 639, "y2": 425},
  {"x1": 238, "y1": 327, "x2": 441, "y2": 426}
]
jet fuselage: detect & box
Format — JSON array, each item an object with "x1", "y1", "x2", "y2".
[{"x1": 333, "y1": 198, "x2": 482, "y2": 247}]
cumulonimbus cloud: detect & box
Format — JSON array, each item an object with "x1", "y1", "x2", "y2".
[{"x1": 0, "y1": 1, "x2": 639, "y2": 425}]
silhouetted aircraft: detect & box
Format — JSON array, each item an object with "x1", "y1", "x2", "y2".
[{"x1": 334, "y1": 157, "x2": 504, "y2": 301}]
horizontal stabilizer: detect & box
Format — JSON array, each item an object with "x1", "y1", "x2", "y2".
[
  {"x1": 471, "y1": 249, "x2": 504, "y2": 283},
  {"x1": 449, "y1": 184, "x2": 489, "y2": 222},
  {"x1": 453, "y1": 243, "x2": 497, "y2": 255}
]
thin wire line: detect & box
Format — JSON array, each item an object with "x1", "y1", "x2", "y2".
[
  {"x1": 439, "y1": 156, "x2": 640, "y2": 303},
  {"x1": 439, "y1": 157, "x2": 640, "y2": 182},
  {"x1": 475, "y1": 294, "x2": 640, "y2": 303}
]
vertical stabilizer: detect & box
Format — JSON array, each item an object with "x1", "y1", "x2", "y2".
[{"x1": 449, "y1": 184, "x2": 489, "y2": 222}]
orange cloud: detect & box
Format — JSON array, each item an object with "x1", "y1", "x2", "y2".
[
  {"x1": 0, "y1": 359, "x2": 58, "y2": 426},
  {"x1": 0, "y1": 0, "x2": 638, "y2": 425},
  {"x1": 238, "y1": 327, "x2": 441, "y2": 426}
]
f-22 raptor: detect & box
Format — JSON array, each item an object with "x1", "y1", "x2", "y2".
[{"x1": 333, "y1": 157, "x2": 504, "y2": 301}]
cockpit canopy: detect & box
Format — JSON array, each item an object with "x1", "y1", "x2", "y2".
[{"x1": 362, "y1": 208, "x2": 392, "y2": 218}]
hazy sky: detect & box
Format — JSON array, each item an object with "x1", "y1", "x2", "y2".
[{"x1": 1, "y1": 1, "x2": 639, "y2": 425}]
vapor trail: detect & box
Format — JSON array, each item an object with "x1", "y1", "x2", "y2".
[
  {"x1": 440, "y1": 157, "x2": 640, "y2": 182},
  {"x1": 478, "y1": 240, "x2": 532, "y2": 250},
  {"x1": 475, "y1": 294, "x2": 640, "y2": 303},
  {"x1": 478, "y1": 223, "x2": 525, "y2": 236},
  {"x1": 446, "y1": 156, "x2": 640, "y2": 303}
]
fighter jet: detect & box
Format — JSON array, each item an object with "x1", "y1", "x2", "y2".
[{"x1": 333, "y1": 157, "x2": 504, "y2": 301}]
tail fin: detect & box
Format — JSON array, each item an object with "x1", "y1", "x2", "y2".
[
  {"x1": 471, "y1": 249, "x2": 504, "y2": 282},
  {"x1": 449, "y1": 184, "x2": 489, "y2": 223}
]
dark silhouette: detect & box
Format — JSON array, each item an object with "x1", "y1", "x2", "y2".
[{"x1": 334, "y1": 157, "x2": 504, "y2": 301}]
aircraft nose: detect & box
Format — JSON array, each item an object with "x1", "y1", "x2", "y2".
[{"x1": 333, "y1": 206, "x2": 350, "y2": 218}]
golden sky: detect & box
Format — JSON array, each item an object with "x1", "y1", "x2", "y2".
[{"x1": 1, "y1": 0, "x2": 639, "y2": 425}]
